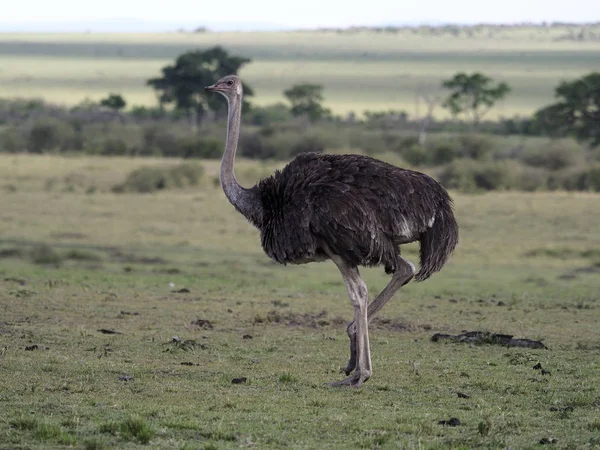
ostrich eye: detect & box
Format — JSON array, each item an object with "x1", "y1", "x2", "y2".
[{"x1": 226, "y1": 80, "x2": 234, "y2": 86}]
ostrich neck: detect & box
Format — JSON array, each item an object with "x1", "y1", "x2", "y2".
[{"x1": 220, "y1": 95, "x2": 262, "y2": 226}]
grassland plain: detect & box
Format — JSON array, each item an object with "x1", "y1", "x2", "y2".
[
  {"x1": 1, "y1": 26, "x2": 600, "y2": 118},
  {"x1": 1, "y1": 153, "x2": 600, "y2": 449}
]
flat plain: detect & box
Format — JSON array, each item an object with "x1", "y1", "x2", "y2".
[
  {"x1": 0, "y1": 153, "x2": 599, "y2": 448},
  {"x1": 1, "y1": 26, "x2": 600, "y2": 117}
]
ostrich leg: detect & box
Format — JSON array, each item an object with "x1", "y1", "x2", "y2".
[
  {"x1": 344, "y1": 257, "x2": 415, "y2": 376},
  {"x1": 328, "y1": 256, "x2": 371, "y2": 387}
]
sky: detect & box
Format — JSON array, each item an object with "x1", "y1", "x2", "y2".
[{"x1": 2, "y1": 0, "x2": 599, "y2": 31}]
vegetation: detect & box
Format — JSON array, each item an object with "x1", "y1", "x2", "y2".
[
  {"x1": 441, "y1": 72, "x2": 511, "y2": 126},
  {"x1": 146, "y1": 46, "x2": 253, "y2": 124},
  {"x1": 0, "y1": 153, "x2": 599, "y2": 448},
  {"x1": 534, "y1": 72, "x2": 600, "y2": 147},
  {"x1": 283, "y1": 84, "x2": 331, "y2": 122},
  {"x1": 99, "y1": 93, "x2": 127, "y2": 112},
  {"x1": 1, "y1": 25, "x2": 599, "y2": 116},
  {"x1": 0, "y1": 25, "x2": 599, "y2": 447},
  {"x1": 112, "y1": 162, "x2": 205, "y2": 193}
]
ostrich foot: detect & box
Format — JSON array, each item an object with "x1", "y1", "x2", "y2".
[{"x1": 327, "y1": 370, "x2": 370, "y2": 388}]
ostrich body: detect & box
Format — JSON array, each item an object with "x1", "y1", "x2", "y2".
[{"x1": 206, "y1": 75, "x2": 458, "y2": 387}]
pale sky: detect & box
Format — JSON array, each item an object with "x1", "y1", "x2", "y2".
[{"x1": 3, "y1": 0, "x2": 599, "y2": 31}]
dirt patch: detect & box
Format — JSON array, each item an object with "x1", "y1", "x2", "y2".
[
  {"x1": 155, "y1": 267, "x2": 183, "y2": 274},
  {"x1": 0, "y1": 248, "x2": 24, "y2": 258},
  {"x1": 558, "y1": 263, "x2": 600, "y2": 280},
  {"x1": 438, "y1": 418, "x2": 461, "y2": 427},
  {"x1": 190, "y1": 319, "x2": 213, "y2": 330},
  {"x1": 0, "y1": 322, "x2": 13, "y2": 335},
  {"x1": 50, "y1": 232, "x2": 89, "y2": 240},
  {"x1": 371, "y1": 317, "x2": 432, "y2": 332},
  {"x1": 163, "y1": 336, "x2": 207, "y2": 352},
  {"x1": 574, "y1": 264, "x2": 600, "y2": 274},
  {"x1": 254, "y1": 309, "x2": 330, "y2": 328},
  {"x1": 109, "y1": 250, "x2": 168, "y2": 265},
  {"x1": 173, "y1": 288, "x2": 191, "y2": 294},
  {"x1": 97, "y1": 328, "x2": 123, "y2": 335},
  {"x1": 431, "y1": 331, "x2": 547, "y2": 349},
  {"x1": 524, "y1": 248, "x2": 600, "y2": 260},
  {"x1": 4, "y1": 277, "x2": 27, "y2": 285}
]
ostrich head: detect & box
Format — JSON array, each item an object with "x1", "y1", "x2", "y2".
[{"x1": 205, "y1": 75, "x2": 243, "y2": 100}]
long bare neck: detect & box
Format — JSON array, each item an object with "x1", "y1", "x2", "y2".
[{"x1": 220, "y1": 93, "x2": 263, "y2": 226}]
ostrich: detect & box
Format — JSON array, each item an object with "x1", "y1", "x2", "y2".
[{"x1": 205, "y1": 75, "x2": 458, "y2": 387}]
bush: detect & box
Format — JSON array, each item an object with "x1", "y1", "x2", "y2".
[
  {"x1": 520, "y1": 139, "x2": 585, "y2": 171},
  {"x1": 246, "y1": 103, "x2": 292, "y2": 126},
  {"x1": 100, "y1": 138, "x2": 129, "y2": 156},
  {"x1": 141, "y1": 124, "x2": 179, "y2": 156},
  {"x1": 428, "y1": 143, "x2": 457, "y2": 165},
  {"x1": 0, "y1": 127, "x2": 26, "y2": 153},
  {"x1": 347, "y1": 129, "x2": 388, "y2": 154},
  {"x1": 515, "y1": 166, "x2": 549, "y2": 191},
  {"x1": 27, "y1": 118, "x2": 76, "y2": 153},
  {"x1": 418, "y1": 133, "x2": 495, "y2": 166},
  {"x1": 290, "y1": 135, "x2": 325, "y2": 156},
  {"x1": 240, "y1": 132, "x2": 278, "y2": 159},
  {"x1": 552, "y1": 165, "x2": 600, "y2": 192},
  {"x1": 437, "y1": 159, "x2": 517, "y2": 193},
  {"x1": 456, "y1": 134, "x2": 495, "y2": 160},
  {"x1": 177, "y1": 136, "x2": 222, "y2": 159},
  {"x1": 30, "y1": 245, "x2": 63, "y2": 266},
  {"x1": 402, "y1": 145, "x2": 429, "y2": 166},
  {"x1": 113, "y1": 163, "x2": 204, "y2": 193}
]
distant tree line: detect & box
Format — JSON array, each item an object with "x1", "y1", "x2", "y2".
[{"x1": 0, "y1": 46, "x2": 599, "y2": 192}]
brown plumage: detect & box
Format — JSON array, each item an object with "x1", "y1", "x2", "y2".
[{"x1": 206, "y1": 75, "x2": 458, "y2": 387}]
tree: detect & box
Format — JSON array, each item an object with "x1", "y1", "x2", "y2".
[
  {"x1": 147, "y1": 46, "x2": 253, "y2": 125},
  {"x1": 534, "y1": 72, "x2": 600, "y2": 147},
  {"x1": 283, "y1": 84, "x2": 330, "y2": 122},
  {"x1": 415, "y1": 89, "x2": 443, "y2": 146},
  {"x1": 441, "y1": 72, "x2": 510, "y2": 126},
  {"x1": 100, "y1": 94, "x2": 126, "y2": 112}
]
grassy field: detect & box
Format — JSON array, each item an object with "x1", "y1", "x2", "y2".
[
  {"x1": 1, "y1": 26, "x2": 600, "y2": 118},
  {"x1": 0, "y1": 153, "x2": 599, "y2": 448}
]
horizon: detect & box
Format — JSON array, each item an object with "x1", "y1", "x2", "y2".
[
  {"x1": 1, "y1": 19, "x2": 599, "y2": 33},
  {"x1": 3, "y1": 0, "x2": 599, "y2": 32}
]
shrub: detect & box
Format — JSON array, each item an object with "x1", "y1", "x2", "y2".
[
  {"x1": 27, "y1": 118, "x2": 76, "y2": 153},
  {"x1": 420, "y1": 133, "x2": 494, "y2": 166},
  {"x1": 113, "y1": 163, "x2": 204, "y2": 193},
  {"x1": 0, "y1": 127, "x2": 26, "y2": 153},
  {"x1": 265, "y1": 132, "x2": 303, "y2": 160},
  {"x1": 553, "y1": 165, "x2": 600, "y2": 192},
  {"x1": 168, "y1": 163, "x2": 205, "y2": 187},
  {"x1": 30, "y1": 245, "x2": 63, "y2": 266},
  {"x1": 347, "y1": 129, "x2": 388, "y2": 155},
  {"x1": 79, "y1": 123, "x2": 141, "y2": 156},
  {"x1": 240, "y1": 133, "x2": 278, "y2": 159},
  {"x1": 456, "y1": 134, "x2": 495, "y2": 160},
  {"x1": 141, "y1": 124, "x2": 179, "y2": 156},
  {"x1": 177, "y1": 136, "x2": 222, "y2": 159},
  {"x1": 437, "y1": 159, "x2": 517, "y2": 193},
  {"x1": 520, "y1": 139, "x2": 585, "y2": 171},
  {"x1": 290, "y1": 135, "x2": 325, "y2": 156},
  {"x1": 515, "y1": 166, "x2": 549, "y2": 191},
  {"x1": 246, "y1": 103, "x2": 292, "y2": 126},
  {"x1": 402, "y1": 145, "x2": 429, "y2": 166},
  {"x1": 100, "y1": 137, "x2": 129, "y2": 156},
  {"x1": 428, "y1": 143, "x2": 457, "y2": 165}
]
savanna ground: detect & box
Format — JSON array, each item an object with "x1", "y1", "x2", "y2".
[
  {"x1": 0, "y1": 153, "x2": 599, "y2": 449},
  {"x1": 1, "y1": 26, "x2": 600, "y2": 117}
]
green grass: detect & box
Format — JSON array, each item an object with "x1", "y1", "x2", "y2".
[
  {"x1": 1, "y1": 26, "x2": 599, "y2": 117},
  {"x1": 1, "y1": 153, "x2": 600, "y2": 448}
]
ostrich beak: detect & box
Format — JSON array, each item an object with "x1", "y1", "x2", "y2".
[{"x1": 205, "y1": 84, "x2": 217, "y2": 92}]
